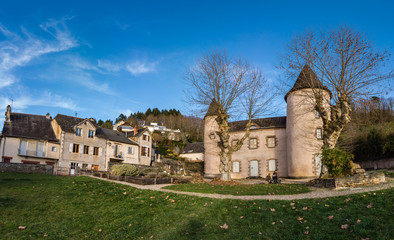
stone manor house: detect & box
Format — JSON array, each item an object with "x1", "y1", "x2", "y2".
[
  {"x1": 204, "y1": 64, "x2": 331, "y2": 179},
  {"x1": 0, "y1": 107, "x2": 156, "y2": 175}
]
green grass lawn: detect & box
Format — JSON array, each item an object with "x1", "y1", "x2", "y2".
[
  {"x1": 1, "y1": 172, "x2": 393, "y2": 240},
  {"x1": 163, "y1": 182, "x2": 311, "y2": 195}
]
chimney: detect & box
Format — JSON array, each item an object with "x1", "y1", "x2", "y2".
[
  {"x1": 46, "y1": 113, "x2": 51, "y2": 119},
  {"x1": 89, "y1": 118, "x2": 96, "y2": 123},
  {"x1": 5, "y1": 105, "x2": 11, "y2": 123},
  {"x1": 134, "y1": 125, "x2": 138, "y2": 135}
]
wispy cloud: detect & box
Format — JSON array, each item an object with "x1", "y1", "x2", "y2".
[
  {"x1": 98, "y1": 59, "x2": 157, "y2": 76},
  {"x1": 126, "y1": 61, "x2": 156, "y2": 75},
  {"x1": 0, "y1": 17, "x2": 78, "y2": 89},
  {"x1": 0, "y1": 90, "x2": 80, "y2": 112}
]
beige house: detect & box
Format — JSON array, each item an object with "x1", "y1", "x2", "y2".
[
  {"x1": 127, "y1": 127, "x2": 153, "y2": 166},
  {"x1": 52, "y1": 114, "x2": 107, "y2": 175},
  {"x1": 98, "y1": 128, "x2": 139, "y2": 167},
  {"x1": 180, "y1": 142, "x2": 204, "y2": 161},
  {"x1": 204, "y1": 65, "x2": 331, "y2": 179},
  {"x1": 0, "y1": 106, "x2": 60, "y2": 173}
]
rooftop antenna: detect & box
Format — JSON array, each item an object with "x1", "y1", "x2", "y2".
[
  {"x1": 9, "y1": 98, "x2": 13, "y2": 107},
  {"x1": 75, "y1": 112, "x2": 77, "y2": 117}
]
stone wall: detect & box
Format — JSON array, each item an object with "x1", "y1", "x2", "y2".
[
  {"x1": 335, "y1": 172, "x2": 385, "y2": 188},
  {"x1": 0, "y1": 162, "x2": 54, "y2": 175},
  {"x1": 308, "y1": 172, "x2": 386, "y2": 188},
  {"x1": 357, "y1": 159, "x2": 394, "y2": 170}
]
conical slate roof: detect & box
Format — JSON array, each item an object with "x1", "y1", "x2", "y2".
[
  {"x1": 284, "y1": 64, "x2": 331, "y2": 101},
  {"x1": 204, "y1": 99, "x2": 220, "y2": 118}
]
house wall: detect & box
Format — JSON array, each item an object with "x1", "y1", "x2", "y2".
[
  {"x1": 106, "y1": 141, "x2": 139, "y2": 166},
  {"x1": 0, "y1": 137, "x2": 59, "y2": 172},
  {"x1": 179, "y1": 152, "x2": 204, "y2": 161},
  {"x1": 56, "y1": 121, "x2": 106, "y2": 175},
  {"x1": 286, "y1": 89, "x2": 329, "y2": 178},
  {"x1": 230, "y1": 128, "x2": 288, "y2": 179},
  {"x1": 138, "y1": 132, "x2": 152, "y2": 166}
]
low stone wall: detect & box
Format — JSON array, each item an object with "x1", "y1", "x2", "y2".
[
  {"x1": 357, "y1": 159, "x2": 394, "y2": 170},
  {"x1": 308, "y1": 172, "x2": 386, "y2": 188},
  {"x1": 335, "y1": 172, "x2": 385, "y2": 188},
  {"x1": 0, "y1": 162, "x2": 54, "y2": 175}
]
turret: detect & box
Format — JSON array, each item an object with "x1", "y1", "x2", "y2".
[
  {"x1": 203, "y1": 100, "x2": 221, "y2": 178},
  {"x1": 285, "y1": 64, "x2": 331, "y2": 178}
]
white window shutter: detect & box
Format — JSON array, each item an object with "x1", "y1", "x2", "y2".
[
  {"x1": 99, "y1": 147, "x2": 103, "y2": 156},
  {"x1": 89, "y1": 147, "x2": 93, "y2": 155},
  {"x1": 132, "y1": 147, "x2": 134, "y2": 155},
  {"x1": 69, "y1": 143, "x2": 73, "y2": 152}
]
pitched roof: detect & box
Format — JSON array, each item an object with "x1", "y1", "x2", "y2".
[
  {"x1": 229, "y1": 116, "x2": 286, "y2": 132},
  {"x1": 54, "y1": 114, "x2": 98, "y2": 133},
  {"x1": 96, "y1": 128, "x2": 138, "y2": 145},
  {"x1": 2, "y1": 113, "x2": 58, "y2": 141},
  {"x1": 121, "y1": 128, "x2": 148, "y2": 138},
  {"x1": 285, "y1": 64, "x2": 332, "y2": 101},
  {"x1": 181, "y1": 142, "x2": 204, "y2": 154}
]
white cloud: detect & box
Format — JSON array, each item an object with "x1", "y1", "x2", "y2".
[
  {"x1": 97, "y1": 59, "x2": 121, "y2": 72},
  {"x1": 0, "y1": 91, "x2": 80, "y2": 112},
  {"x1": 126, "y1": 61, "x2": 156, "y2": 75},
  {"x1": 0, "y1": 17, "x2": 78, "y2": 89},
  {"x1": 97, "y1": 59, "x2": 157, "y2": 76}
]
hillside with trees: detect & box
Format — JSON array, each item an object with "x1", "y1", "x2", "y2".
[
  {"x1": 337, "y1": 97, "x2": 393, "y2": 162},
  {"x1": 97, "y1": 108, "x2": 204, "y2": 157}
]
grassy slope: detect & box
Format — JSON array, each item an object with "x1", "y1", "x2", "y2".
[
  {"x1": 0, "y1": 172, "x2": 393, "y2": 240},
  {"x1": 163, "y1": 183, "x2": 310, "y2": 195}
]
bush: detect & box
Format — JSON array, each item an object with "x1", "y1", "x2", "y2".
[
  {"x1": 146, "y1": 172, "x2": 157, "y2": 178},
  {"x1": 157, "y1": 172, "x2": 169, "y2": 178},
  {"x1": 322, "y1": 148, "x2": 353, "y2": 177},
  {"x1": 111, "y1": 164, "x2": 140, "y2": 176}
]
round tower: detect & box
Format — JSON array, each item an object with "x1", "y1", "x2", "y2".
[
  {"x1": 285, "y1": 64, "x2": 331, "y2": 178},
  {"x1": 203, "y1": 100, "x2": 221, "y2": 178}
]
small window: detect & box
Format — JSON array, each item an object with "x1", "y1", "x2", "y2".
[
  {"x1": 232, "y1": 162, "x2": 240, "y2": 173},
  {"x1": 88, "y1": 130, "x2": 95, "y2": 138},
  {"x1": 210, "y1": 133, "x2": 215, "y2": 139},
  {"x1": 82, "y1": 163, "x2": 88, "y2": 169},
  {"x1": 73, "y1": 144, "x2": 79, "y2": 153},
  {"x1": 83, "y1": 145, "x2": 89, "y2": 154},
  {"x1": 143, "y1": 135, "x2": 148, "y2": 141},
  {"x1": 315, "y1": 110, "x2": 320, "y2": 119},
  {"x1": 93, "y1": 147, "x2": 99, "y2": 156},
  {"x1": 267, "y1": 136, "x2": 276, "y2": 148},
  {"x1": 51, "y1": 146, "x2": 57, "y2": 152},
  {"x1": 128, "y1": 147, "x2": 134, "y2": 155},
  {"x1": 75, "y1": 128, "x2": 82, "y2": 136},
  {"x1": 268, "y1": 159, "x2": 277, "y2": 172},
  {"x1": 249, "y1": 138, "x2": 257, "y2": 149},
  {"x1": 316, "y1": 128, "x2": 323, "y2": 139}
]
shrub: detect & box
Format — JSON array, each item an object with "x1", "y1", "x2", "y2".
[
  {"x1": 322, "y1": 148, "x2": 353, "y2": 177},
  {"x1": 146, "y1": 172, "x2": 157, "y2": 178},
  {"x1": 157, "y1": 172, "x2": 169, "y2": 178},
  {"x1": 111, "y1": 164, "x2": 140, "y2": 176}
]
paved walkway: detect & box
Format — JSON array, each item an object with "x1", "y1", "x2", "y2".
[{"x1": 88, "y1": 176, "x2": 394, "y2": 200}]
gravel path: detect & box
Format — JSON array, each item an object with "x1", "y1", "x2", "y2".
[{"x1": 88, "y1": 176, "x2": 394, "y2": 200}]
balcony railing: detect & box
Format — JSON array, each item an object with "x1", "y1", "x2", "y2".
[{"x1": 18, "y1": 149, "x2": 46, "y2": 158}]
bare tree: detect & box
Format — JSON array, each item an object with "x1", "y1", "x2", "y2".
[
  {"x1": 186, "y1": 50, "x2": 276, "y2": 180},
  {"x1": 278, "y1": 26, "x2": 393, "y2": 149}
]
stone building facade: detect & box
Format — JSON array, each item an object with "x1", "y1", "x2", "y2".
[{"x1": 204, "y1": 65, "x2": 331, "y2": 179}]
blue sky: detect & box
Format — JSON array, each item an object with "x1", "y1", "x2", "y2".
[{"x1": 0, "y1": 0, "x2": 393, "y2": 128}]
